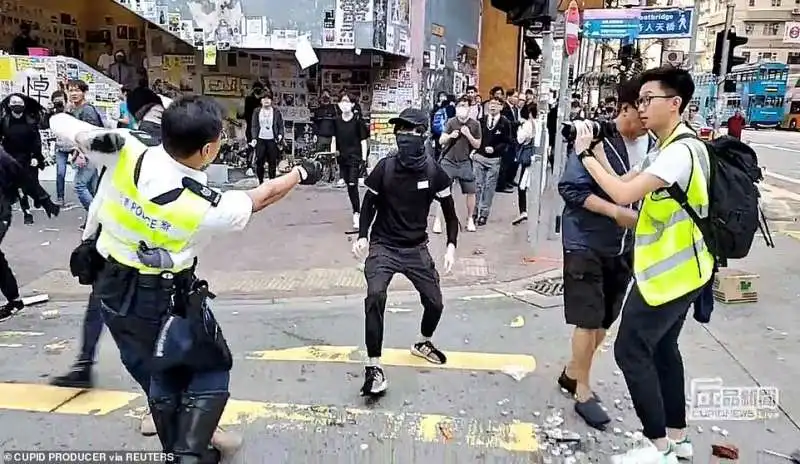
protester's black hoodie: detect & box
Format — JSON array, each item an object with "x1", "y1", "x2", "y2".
[{"x1": 0, "y1": 93, "x2": 44, "y2": 168}]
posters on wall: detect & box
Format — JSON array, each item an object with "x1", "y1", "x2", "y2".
[
  {"x1": 329, "y1": 0, "x2": 374, "y2": 48},
  {"x1": 0, "y1": 56, "x2": 121, "y2": 166},
  {"x1": 369, "y1": 62, "x2": 417, "y2": 159},
  {"x1": 390, "y1": 0, "x2": 410, "y2": 26}
]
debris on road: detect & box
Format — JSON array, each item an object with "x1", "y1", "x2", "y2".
[
  {"x1": 44, "y1": 340, "x2": 69, "y2": 354},
  {"x1": 712, "y1": 443, "x2": 739, "y2": 461},
  {"x1": 40, "y1": 309, "x2": 59, "y2": 319},
  {"x1": 508, "y1": 315, "x2": 525, "y2": 328},
  {"x1": 500, "y1": 365, "x2": 529, "y2": 381},
  {"x1": 438, "y1": 422, "x2": 454, "y2": 441},
  {"x1": 760, "y1": 449, "x2": 800, "y2": 463}
]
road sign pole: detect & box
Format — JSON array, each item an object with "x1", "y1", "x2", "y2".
[
  {"x1": 713, "y1": 0, "x2": 735, "y2": 132},
  {"x1": 688, "y1": 0, "x2": 701, "y2": 70},
  {"x1": 527, "y1": 0, "x2": 561, "y2": 247},
  {"x1": 545, "y1": 43, "x2": 573, "y2": 241}
]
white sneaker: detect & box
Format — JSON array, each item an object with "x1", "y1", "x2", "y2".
[
  {"x1": 336, "y1": 178, "x2": 346, "y2": 188},
  {"x1": 611, "y1": 444, "x2": 679, "y2": 464},
  {"x1": 432, "y1": 217, "x2": 442, "y2": 234},
  {"x1": 672, "y1": 437, "x2": 693, "y2": 460},
  {"x1": 352, "y1": 212, "x2": 360, "y2": 230},
  {"x1": 466, "y1": 217, "x2": 476, "y2": 232}
]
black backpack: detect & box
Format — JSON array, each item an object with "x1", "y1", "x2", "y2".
[{"x1": 666, "y1": 134, "x2": 774, "y2": 266}]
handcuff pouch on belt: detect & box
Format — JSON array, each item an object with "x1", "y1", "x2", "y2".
[
  {"x1": 152, "y1": 269, "x2": 233, "y2": 373},
  {"x1": 70, "y1": 230, "x2": 105, "y2": 286}
]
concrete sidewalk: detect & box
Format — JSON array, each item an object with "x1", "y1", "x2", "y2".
[{"x1": 7, "y1": 181, "x2": 561, "y2": 301}]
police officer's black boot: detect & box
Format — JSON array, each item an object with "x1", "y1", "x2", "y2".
[
  {"x1": 149, "y1": 396, "x2": 180, "y2": 455},
  {"x1": 172, "y1": 392, "x2": 229, "y2": 463}
]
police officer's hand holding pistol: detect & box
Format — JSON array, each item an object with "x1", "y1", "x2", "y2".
[{"x1": 51, "y1": 95, "x2": 322, "y2": 464}]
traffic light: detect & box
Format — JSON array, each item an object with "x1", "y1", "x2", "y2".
[
  {"x1": 712, "y1": 30, "x2": 749, "y2": 76},
  {"x1": 492, "y1": 0, "x2": 551, "y2": 26},
  {"x1": 712, "y1": 31, "x2": 724, "y2": 76},
  {"x1": 727, "y1": 32, "x2": 748, "y2": 71}
]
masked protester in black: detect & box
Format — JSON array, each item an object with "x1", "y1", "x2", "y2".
[
  {"x1": 127, "y1": 87, "x2": 165, "y2": 143},
  {"x1": 352, "y1": 107, "x2": 459, "y2": 397},
  {"x1": 0, "y1": 93, "x2": 46, "y2": 225},
  {"x1": 0, "y1": 146, "x2": 59, "y2": 320}
]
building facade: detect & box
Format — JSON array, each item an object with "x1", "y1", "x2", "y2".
[{"x1": 696, "y1": 0, "x2": 800, "y2": 81}]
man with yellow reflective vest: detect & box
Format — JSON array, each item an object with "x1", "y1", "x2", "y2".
[
  {"x1": 50, "y1": 95, "x2": 322, "y2": 463},
  {"x1": 573, "y1": 67, "x2": 713, "y2": 464}
]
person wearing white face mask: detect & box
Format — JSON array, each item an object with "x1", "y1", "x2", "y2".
[
  {"x1": 331, "y1": 93, "x2": 370, "y2": 230},
  {"x1": 433, "y1": 96, "x2": 481, "y2": 233}
]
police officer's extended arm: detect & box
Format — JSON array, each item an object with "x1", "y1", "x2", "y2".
[
  {"x1": 245, "y1": 166, "x2": 308, "y2": 212},
  {"x1": 49, "y1": 113, "x2": 126, "y2": 168}
]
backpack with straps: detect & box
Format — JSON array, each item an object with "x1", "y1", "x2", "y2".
[
  {"x1": 432, "y1": 107, "x2": 448, "y2": 136},
  {"x1": 666, "y1": 134, "x2": 774, "y2": 266}
]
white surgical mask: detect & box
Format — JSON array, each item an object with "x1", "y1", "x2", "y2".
[
  {"x1": 455, "y1": 107, "x2": 469, "y2": 120},
  {"x1": 339, "y1": 102, "x2": 353, "y2": 113}
]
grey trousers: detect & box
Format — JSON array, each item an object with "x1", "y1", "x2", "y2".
[{"x1": 473, "y1": 154, "x2": 501, "y2": 219}]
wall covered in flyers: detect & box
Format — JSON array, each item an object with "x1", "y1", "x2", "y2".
[
  {"x1": 369, "y1": 59, "x2": 418, "y2": 160},
  {"x1": 0, "y1": 56, "x2": 121, "y2": 167}
]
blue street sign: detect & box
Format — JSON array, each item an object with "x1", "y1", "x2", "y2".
[
  {"x1": 638, "y1": 7, "x2": 694, "y2": 39},
  {"x1": 583, "y1": 9, "x2": 641, "y2": 40}
]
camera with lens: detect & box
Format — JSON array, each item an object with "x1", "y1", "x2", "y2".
[{"x1": 561, "y1": 119, "x2": 618, "y2": 145}]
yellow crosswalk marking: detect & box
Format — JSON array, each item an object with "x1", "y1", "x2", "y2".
[
  {"x1": 0, "y1": 383, "x2": 538, "y2": 452},
  {"x1": 246, "y1": 345, "x2": 537, "y2": 374}
]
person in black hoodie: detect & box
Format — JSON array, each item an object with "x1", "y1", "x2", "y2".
[
  {"x1": 0, "y1": 146, "x2": 59, "y2": 320},
  {"x1": 0, "y1": 93, "x2": 46, "y2": 225},
  {"x1": 312, "y1": 89, "x2": 337, "y2": 152},
  {"x1": 127, "y1": 87, "x2": 166, "y2": 142},
  {"x1": 556, "y1": 78, "x2": 655, "y2": 429}
]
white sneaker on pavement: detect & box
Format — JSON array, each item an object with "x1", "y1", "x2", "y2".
[
  {"x1": 466, "y1": 217, "x2": 476, "y2": 232},
  {"x1": 611, "y1": 443, "x2": 679, "y2": 464},
  {"x1": 672, "y1": 437, "x2": 693, "y2": 460},
  {"x1": 140, "y1": 412, "x2": 156, "y2": 436},
  {"x1": 432, "y1": 217, "x2": 442, "y2": 234}
]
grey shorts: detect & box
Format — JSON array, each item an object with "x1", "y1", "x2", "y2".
[{"x1": 440, "y1": 158, "x2": 476, "y2": 194}]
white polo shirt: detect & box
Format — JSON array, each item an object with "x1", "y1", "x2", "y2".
[{"x1": 51, "y1": 114, "x2": 254, "y2": 270}]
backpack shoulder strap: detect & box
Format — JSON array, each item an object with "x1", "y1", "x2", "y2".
[{"x1": 665, "y1": 136, "x2": 715, "y2": 252}]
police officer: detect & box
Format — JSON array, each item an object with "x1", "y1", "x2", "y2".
[
  {"x1": 575, "y1": 67, "x2": 711, "y2": 463},
  {"x1": 352, "y1": 108, "x2": 459, "y2": 396},
  {"x1": 50, "y1": 95, "x2": 322, "y2": 462}
]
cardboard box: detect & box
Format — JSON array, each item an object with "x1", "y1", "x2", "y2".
[{"x1": 712, "y1": 269, "x2": 759, "y2": 304}]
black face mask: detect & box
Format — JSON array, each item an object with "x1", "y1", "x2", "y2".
[
  {"x1": 395, "y1": 133, "x2": 427, "y2": 171},
  {"x1": 9, "y1": 105, "x2": 24, "y2": 117}
]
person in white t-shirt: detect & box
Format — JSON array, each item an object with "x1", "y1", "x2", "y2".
[
  {"x1": 576, "y1": 67, "x2": 711, "y2": 464},
  {"x1": 96, "y1": 43, "x2": 114, "y2": 73}
]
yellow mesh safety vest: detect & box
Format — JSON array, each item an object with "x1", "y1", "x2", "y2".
[
  {"x1": 96, "y1": 134, "x2": 212, "y2": 274},
  {"x1": 633, "y1": 127, "x2": 715, "y2": 306}
]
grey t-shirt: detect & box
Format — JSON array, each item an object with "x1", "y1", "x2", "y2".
[{"x1": 442, "y1": 117, "x2": 481, "y2": 163}]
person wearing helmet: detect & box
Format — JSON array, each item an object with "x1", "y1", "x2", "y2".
[{"x1": 352, "y1": 107, "x2": 459, "y2": 397}]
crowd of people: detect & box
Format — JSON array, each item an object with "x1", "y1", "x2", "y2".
[{"x1": 0, "y1": 57, "x2": 748, "y2": 463}]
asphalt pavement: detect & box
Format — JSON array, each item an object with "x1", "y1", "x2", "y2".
[{"x1": 1, "y1": 129, "x2": 800, "y2": 462}]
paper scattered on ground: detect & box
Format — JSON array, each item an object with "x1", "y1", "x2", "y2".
[
  {"x1": 509, "y1": 315, "x2": 525, "y2": 328},
  {"x1": 501, "y1": 365, "x2": 530, "y2": 381}
]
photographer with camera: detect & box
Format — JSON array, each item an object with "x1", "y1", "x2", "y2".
[{"x1": 557, "y1": 78, "x2": 655, "y2": 430}]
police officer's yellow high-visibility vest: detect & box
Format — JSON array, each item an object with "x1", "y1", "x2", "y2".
[
  {"x1": 634, "y1": 128, "x2": 715, "y2": 306},
  {"x1": 96, "y1": 134, "x2": 212, "y2": 274}
]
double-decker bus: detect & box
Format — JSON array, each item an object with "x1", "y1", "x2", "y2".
[
  {"x1": 689, "y1": 72, "x2": 717, "y2": 123},
  {"x1": 721, "y1": 61, "x2": 789, "y2": 127},
  {"x1": 781, "y1": 86, "x2": 800, "y2": 130}
]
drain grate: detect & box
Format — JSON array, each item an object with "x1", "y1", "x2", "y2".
[{"x1": 526, "y1": 277, "x2": 564, "y2": 297}]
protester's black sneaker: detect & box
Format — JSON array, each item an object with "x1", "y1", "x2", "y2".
[
  {"x1": 360, "y1": 366, "x2": 387, "y2": 396},
  {"x1": 0, "y1": 300, "x2": 24, "y2": 322},
  {"x1": 411, "y1": 341, "x2": 447, "y2": 365},
  {"x1": 23, "y1": 213, "x2": 34, "y2": 225},
  {"x1": 50, "y1": 364, "x2": 94, "y2": 389}
]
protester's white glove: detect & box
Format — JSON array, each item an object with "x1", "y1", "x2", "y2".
[
  {"x1": 30, "y1": 158, "x2": 38, "y2": 167},
  {"x1": 572, "y1": 120, "x2": 596, "y2": 156},
  {"x1": 443, "y1": 244, "x2": 456, "y2": 274},
  {"x1": 352, "y1": 238, "x2": 369, "y2": 260}
]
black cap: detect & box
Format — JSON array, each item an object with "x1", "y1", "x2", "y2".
[{"x1": 389, "y1": 108, "x2": 429, "y2": 129}]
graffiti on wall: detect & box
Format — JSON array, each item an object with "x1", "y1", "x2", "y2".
[{"x1": 0, "y1": 56, "x2": 121, "y2": 166}]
